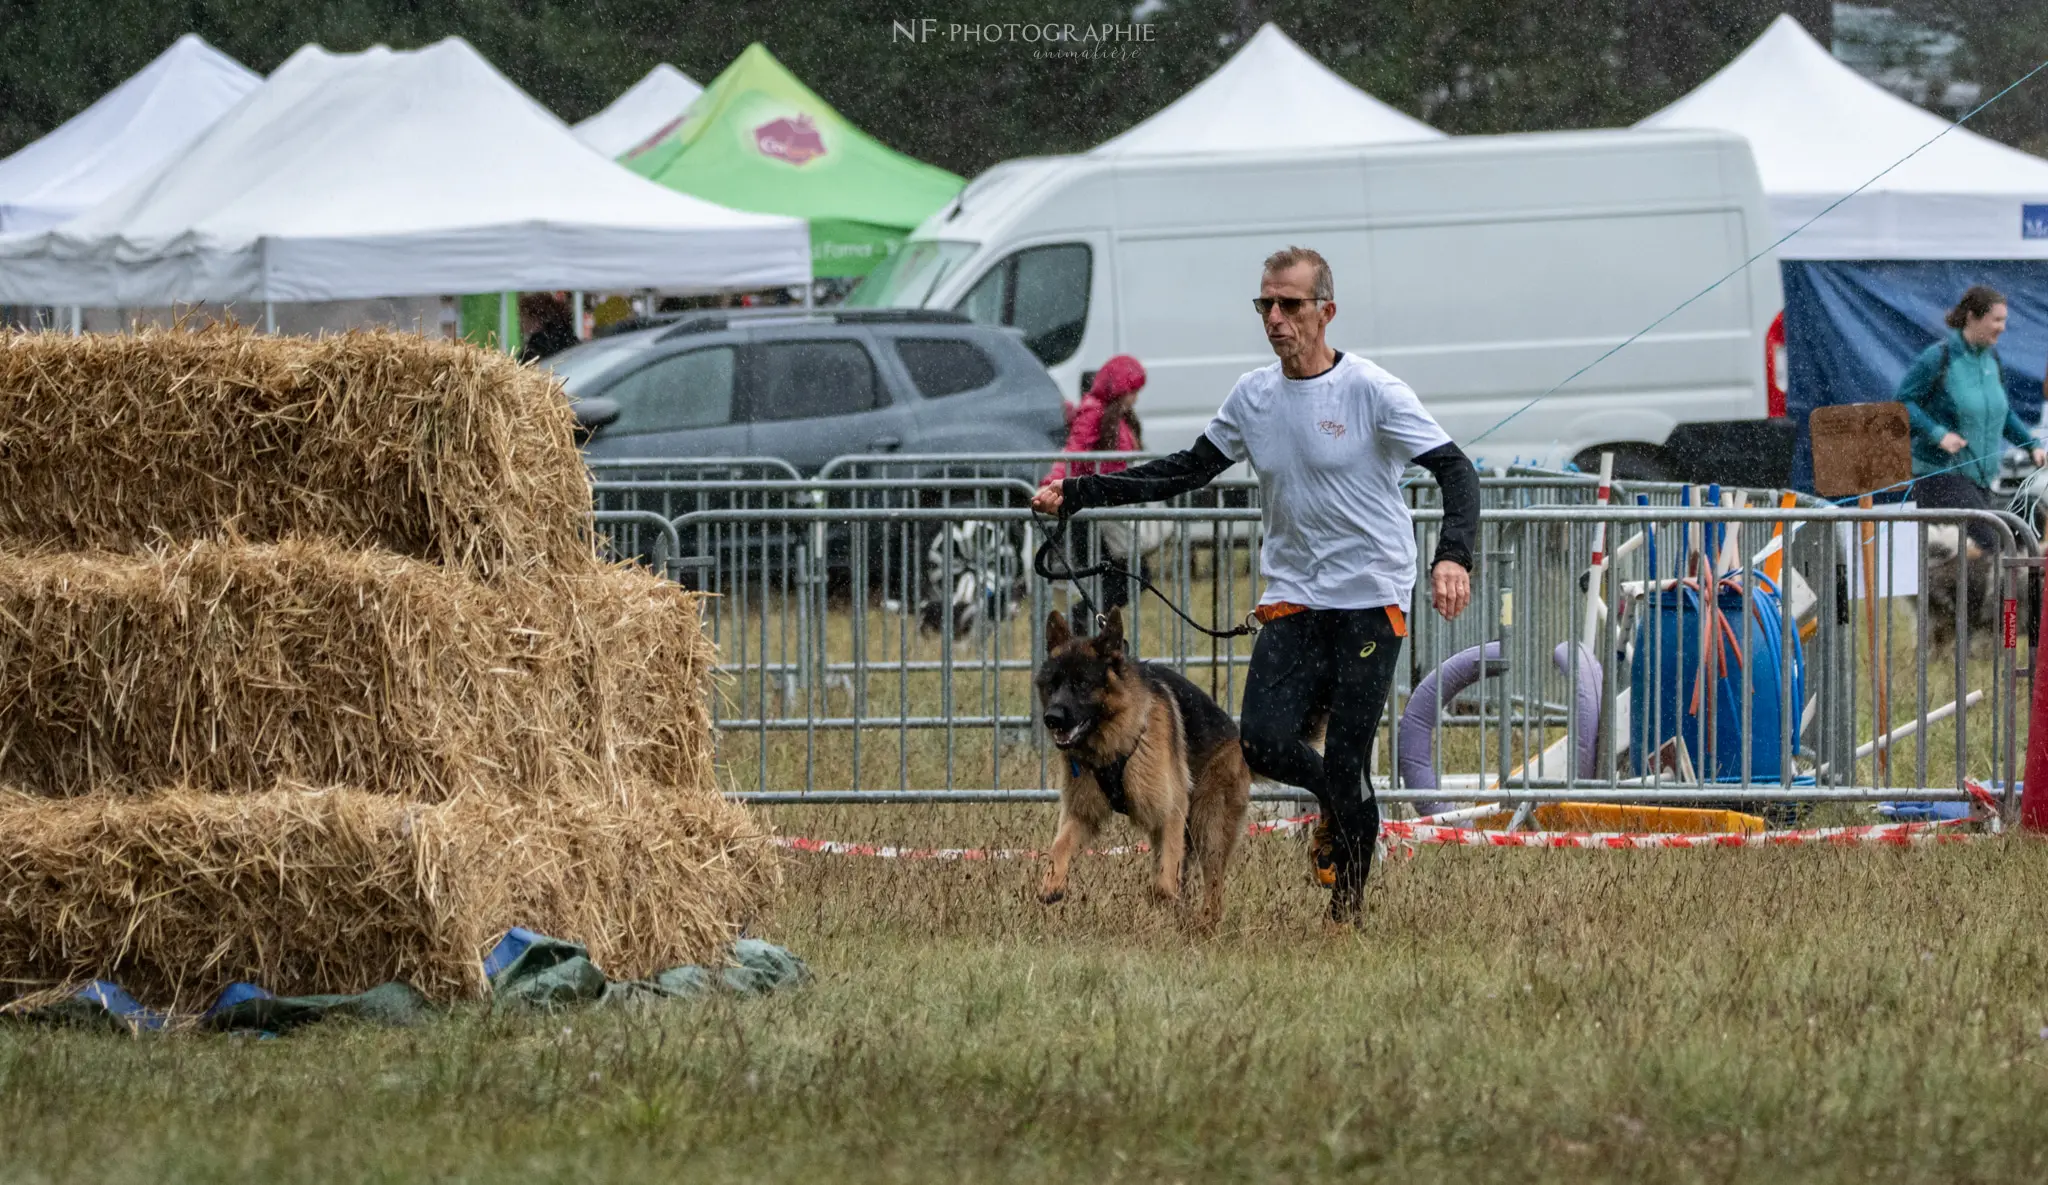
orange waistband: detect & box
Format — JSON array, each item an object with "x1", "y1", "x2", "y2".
[
  {"x1": 1252, "y1": 602, "x2": 1407, "y2": 637},
  {"x1": 1252, "y1": 601, "x2": 1309, "y2": 624}
]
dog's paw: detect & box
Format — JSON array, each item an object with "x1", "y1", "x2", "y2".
[
  {"x1": 1150, "y1": 881, "x2": 1182, "y2": 904},
  {"x1": 1038, "y1": 885, "x2": 1066, "y2": 905}
]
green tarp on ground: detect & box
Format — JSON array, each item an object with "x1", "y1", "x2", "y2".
[{"x1": 622, "y1": 44, "x2": 963, "y2": 279}]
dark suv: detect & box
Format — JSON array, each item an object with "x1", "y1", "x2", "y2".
[{"x1": 552, "y1": 308, "x2": 1067, "y2": 472}]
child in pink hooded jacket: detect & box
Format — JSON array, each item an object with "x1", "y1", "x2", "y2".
[
  {"x1": 1046, "y1": 355, "x2": 1147, "y2": 484},
  {"x1": 1044, "y1": 355, "x2": 1147, "y2": 611}
]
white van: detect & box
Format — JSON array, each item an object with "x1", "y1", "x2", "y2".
[{"x1": 848, "y1": 129, "x2": 1791, "y2": 483}]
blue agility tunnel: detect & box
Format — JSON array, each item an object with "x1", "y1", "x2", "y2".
[{"x1": 1631, "y1": 577, "x2": 1806, "y2": 783}]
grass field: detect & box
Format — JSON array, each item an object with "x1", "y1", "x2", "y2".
[
  {"x1": 5, "y1": 543, "x2": 2041, "y2": 1182},
  {"x1": 5, "y1": 807, "x2": 2048, "y2": 1183}
]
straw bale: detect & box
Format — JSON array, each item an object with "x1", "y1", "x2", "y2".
[
  {"x1": 0, "y1": 540, "x2": 717, "y2": 800},
  {"x1": 0, "y1": 327, "x2": 594, "y2": 575},
  {"x1": 0, "y1": 780, "x2": 778, "y2": 1007}
]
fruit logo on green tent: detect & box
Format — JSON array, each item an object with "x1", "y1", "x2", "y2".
[{"x1": 755, "y1": 114, "x2": 827, "y2": 165}]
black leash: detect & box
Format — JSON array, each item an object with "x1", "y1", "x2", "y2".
[{"x1": 1031, "y1": 510, "x2": 1256, "y2": 641}]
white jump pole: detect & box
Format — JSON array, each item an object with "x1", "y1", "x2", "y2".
[
  {"x1": 69, "y1": 306, "x2": 81, "y2": 336},
  {"x1": 1857, "y1": 690, "x2": 1981, "y2": 758},
  {"x1": 1813, "y1": 690, "x2": 1983, "y2": 779},
  {"x1": 572, "y1": 291, "x2": 586, "y2": 340},
  {"x1": 1413, "y1": 803, "x2": 1503, "y2": 826}
]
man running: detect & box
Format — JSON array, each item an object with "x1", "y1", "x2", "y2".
[{"x1": 1032, "y1": 246, "x2": 1480, "y2": 923}]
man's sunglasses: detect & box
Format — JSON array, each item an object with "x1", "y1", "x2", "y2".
[{"x1": 1252, "y1": 296, "x2": 1324, "y2": 316}]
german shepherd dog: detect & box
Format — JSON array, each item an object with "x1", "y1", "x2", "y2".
[
  {"x1": 1920, "y1": 524, "x2": 2000, "y2": 651},
  {"x1": 1035, "y1": 606, "x2": 1252, "y2": 928}
]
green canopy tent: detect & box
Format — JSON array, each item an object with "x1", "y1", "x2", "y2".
[{"x1": 623, "y1": 44, "x2": 963, "y2": 279}]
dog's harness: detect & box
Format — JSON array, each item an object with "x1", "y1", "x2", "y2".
[
  {"x1": 1065, "y1": 701, "x2": 1157, "y2": 817},
  {"x1": 1068, "y1": 753, "x2": 1133, "y2": 816}
]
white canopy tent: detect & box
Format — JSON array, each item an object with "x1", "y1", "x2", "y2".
[
  {"x1": 0, "y1": 34, "x2": 261, "y2": 234},
  {"x1": 1636, "y1": 14, "x2": 2048, "y2": 260},
  {"x1": 574, "y1": 63, "x2": 704, "y2": 159},
  {"x1": 1092, "y1": 22, "x2": 1442, "y2": 157},
  {"x1": 0, "y1": 38, "x2": 809, "y2": 307}
]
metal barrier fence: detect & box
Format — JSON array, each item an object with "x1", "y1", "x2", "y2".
[{"x1": 589, "y1": 473, "x2": 2037, "y2": 816}]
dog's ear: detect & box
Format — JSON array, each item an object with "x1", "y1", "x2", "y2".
[
  {"x1": 1096, "y1": 605, "x2": 1126, "y2": 659},
  {"x1": 1045, "y1": 609, "x2": 1071, "y2": 652}
]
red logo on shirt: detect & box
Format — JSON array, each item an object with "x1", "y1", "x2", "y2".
[
  {"x1": 1317, "y1": 420, "x2": 1347, "y2": 439},
  {"x1": 755, "y1": 115, "x2": 827, "y2": 165}
]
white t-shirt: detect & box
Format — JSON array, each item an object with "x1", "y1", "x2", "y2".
[{"x1": 1205, "y1": 351, "x2": 1451, "y2": 612}]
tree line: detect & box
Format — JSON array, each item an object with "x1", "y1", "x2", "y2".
[{"x1": 3, "y1": 0, "x2": 2041, "y2": 177}]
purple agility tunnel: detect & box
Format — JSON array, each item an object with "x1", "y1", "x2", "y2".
[{"x1": 1399, "y1": 641, "x2": 1602, "y2": 818}]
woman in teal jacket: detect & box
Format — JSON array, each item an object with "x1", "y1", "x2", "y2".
[{"x1": 1898, "y1": 285, "x2": 2043, "y2": 551}]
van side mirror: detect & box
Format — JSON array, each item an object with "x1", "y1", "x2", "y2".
[{"x1": 572, "y1": 396, "x2": 621, "y2": 443}]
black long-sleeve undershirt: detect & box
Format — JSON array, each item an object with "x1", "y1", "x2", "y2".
[
  {"x1": 1061, "y1": 434, "x2": 1234, "y2": 511},
  {"x1": 1061, "y1": 434, "x2": 1480, "y2": 573},
  {"x1": 1411, "y1": 440, "x2": 1478, "y2": 572}
]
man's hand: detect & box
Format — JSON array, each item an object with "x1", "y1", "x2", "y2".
[
  {"x1": 1940, "y1": 432, "x2": 1967, "y2": 455},
  {"x1": 2031, "y1": 447, "x2": 2045, "y2": 468},
  {"x1": 1032, "y1": 484, "x2": 1065, "y2": 517},
  {"x1": 1431, "y1": 560, "x2": 1470, "y2": 621}
]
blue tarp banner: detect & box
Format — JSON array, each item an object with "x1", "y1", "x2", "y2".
[{"x1": 1782, "y1": 260, "x2": 2048, "y2": 492}]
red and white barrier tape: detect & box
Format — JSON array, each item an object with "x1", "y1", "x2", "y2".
[
  {"x1": 775, "y1": 810, "x2": 1983, "y2": 861},
  {"x1": 1380, "y1": 817, "x2": 1977, "y2": 849},
  {"x1": 774, "y1": 812, "x2": 1316, "y2": 862}
]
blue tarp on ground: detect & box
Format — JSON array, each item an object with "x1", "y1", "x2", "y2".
[
  {"x1": 4, "y1": 931, "x2": 807, "y2": 1034},
  {"x1": 1784, "y1": 260, "x2": 2048, "y2": 492}
]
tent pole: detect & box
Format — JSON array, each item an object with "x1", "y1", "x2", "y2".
[
  {"x1": 259, "y1": 238, "x2": 274, "y2": 335},
  {"x1": 573, "y1": 290, "x2": 586, "y2": 340},
  {"x1": 500, "y1": 292, "x2": 514, "y2": 354},
  {"x1": 69, "y1": 307, "x2": 81, "y2": 336}
]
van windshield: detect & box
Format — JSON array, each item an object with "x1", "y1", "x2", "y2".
[{"x1": 844, "y1": 240, "x2": 977, "y2": 308}]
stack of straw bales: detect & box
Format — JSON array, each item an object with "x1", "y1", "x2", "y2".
[{"x1": 0, "y1": 328, "x2": 775, "y2": 1007}]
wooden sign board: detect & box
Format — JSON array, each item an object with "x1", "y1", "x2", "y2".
[{"x1": 1809, "y1": 402, "x2": 1913, "y2": 499}]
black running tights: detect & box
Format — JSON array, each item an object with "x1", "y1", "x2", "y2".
[{"x1": 1238, "y1": 607, "x2": 1405, "y2": 856}]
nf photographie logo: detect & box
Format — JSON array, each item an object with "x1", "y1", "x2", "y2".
[{"x1": 892, "y1": 18, "x2": 1155, "y2": 60}]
